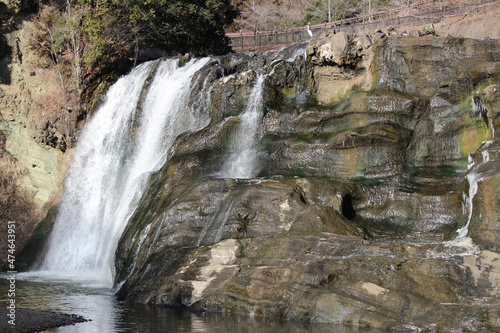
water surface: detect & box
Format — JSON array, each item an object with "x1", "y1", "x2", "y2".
[{"x1": 1, "y1": 274, "x2": 395, "y2": 333}]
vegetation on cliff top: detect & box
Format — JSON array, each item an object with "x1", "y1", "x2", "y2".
[{"x1": 3, "y1": 0, "x2": 237, "y2": 87}]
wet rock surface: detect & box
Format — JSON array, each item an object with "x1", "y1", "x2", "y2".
[
  {"x1": 113, "y1": 34, "x2": 500, "y2": 331},
  {"x1": 124, "y1": 234, "x2": 499, "y2": 331},
  {"x1": 0, "y1": 15, "x2": 80, "y2": 266}
]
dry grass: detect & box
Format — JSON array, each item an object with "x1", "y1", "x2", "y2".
[{"x1": 35, "y1": 89, "x2": 66, "y2": 113}]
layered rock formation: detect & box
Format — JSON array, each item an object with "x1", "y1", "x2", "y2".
[
  {"x1": 113, "y1": 34, "x2": 500, "y2": 331},
  {"x1": 0, "y1": 5, "x2": 76, "y2": 264},
  {"x1": 2, "y1": 3, "x2": 499, "y2": 330}
]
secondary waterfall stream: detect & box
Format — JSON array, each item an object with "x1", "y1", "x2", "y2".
[
  {"x1": 36, "y1": 57, "x2": 210, "y2": 285},
  {"x1": 219, "y1": 44, "x2": 308, "y2": 179},
  {"x1": 456, "y1": 140, "x2": 498, "y2": 239},
  {"x1": 220, "y1": 74, "x2": 266, "y2": 178}
]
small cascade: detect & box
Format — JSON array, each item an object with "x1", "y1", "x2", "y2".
[
  {"x1": 220, "y1": 44, "x2": 307, "y2": 179},
  {"x1": 36, "y1": 57, "x2": 210, "y2": 285},
  {"x1": 272, "y1": 43, "x2": 309, "y2": 104},
  {"x1": 456, "y1": 140, "x2": 496, "y2": 239},
  {"x1": 295, "y1": 62, "x2": 309, "y2": 104},
  {"x1": 283, "y1": 44, "x2": 309, "y2": 104},
  {"x1": 456, "y1": 156, "x2": 481, "y2": 239},
  {"x1": 220, "y1": 74, "x2": 266, "y2": 178}
]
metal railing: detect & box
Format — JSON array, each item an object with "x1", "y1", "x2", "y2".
[{"x1": 227, "y1": 0, "x2": 498, "y2": 52}]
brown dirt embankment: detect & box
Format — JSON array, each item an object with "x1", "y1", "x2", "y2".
[{"x1": 408, "y1": 2, "x2": 500, "y2": 40}]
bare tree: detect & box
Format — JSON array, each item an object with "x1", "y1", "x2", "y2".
[
  {"x1": 233, "y1": 0, "x2": 402, "y2": 29},
  {"x1": 235, "y1": 1, "x2": 282, "y2": 31},
  {"x1": 235, "y1": 0, "x2": 316, "y2": 30},
  {"x1": 64, "y1": 0, "x2": 84, "y2": 93},
  {"x1": 306, "y1": 0, "x2": 362, "y2": 24}
]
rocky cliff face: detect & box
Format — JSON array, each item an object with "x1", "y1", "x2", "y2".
[
  {"x1": 0, "y1": 6, "x2": 79, "y2": 264},
  {"x1": 2, "y1": 5, "x2": 499, "y2": 329},
  {"x1": 112, "y1": 33, "x2": 500, "y2": 331},
  {"x1": 0, "y1": 1, "x2": 122, "y2": 266}
]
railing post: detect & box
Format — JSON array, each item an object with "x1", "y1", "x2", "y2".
[{"x1": 240, "y1": 30, "x2": 243, "y2": 50}]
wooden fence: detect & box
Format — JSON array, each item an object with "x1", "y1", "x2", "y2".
[{"x1": 227, "y1": 0, "x2": 499, "y2": 53}]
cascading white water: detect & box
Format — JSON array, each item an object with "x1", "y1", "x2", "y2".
[
  {"x1": 456, "y1": 157, "x2": 481, "y2": 239},
  {"x1": 219, "y1": 45, "x2": 308, "y2": 179},
  {"x1": 37, "y1": 57, "x2": 210, "y2": 286},
  {"x1": 221, "y1": 74, "x2": 266, "y2": 178},
  {"x1": 455, "y1": 140, "x2": 495, "y2": 239}
]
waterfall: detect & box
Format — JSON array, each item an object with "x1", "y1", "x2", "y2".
[
  {"x1": 219, "y1": 44, "x2": 307, "y2": 179},
  {"x1": 456, "y1": 156, "x2": 481, "y2": 239},
  {"x1": 456, "y1": 140, "x2": 495, "y2": 239},
  {"x1": 220, "y1": 74, "x2": 266, "y2": 178},
  {"x1": 36, "y1": 57, "x2": 210, "y2": 286}
]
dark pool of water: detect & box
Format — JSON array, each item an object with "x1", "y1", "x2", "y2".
[{"x1": 1, "y1": 273, "x2": 396, "y2": 333}]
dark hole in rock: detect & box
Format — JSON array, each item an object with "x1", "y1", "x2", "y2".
[{"x1": 341, "y1": 193, "x2": 356, "y2": 220}]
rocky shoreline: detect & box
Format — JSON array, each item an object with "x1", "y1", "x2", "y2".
[{"x1": 0, "y1": 308, "x2": 89, "y2": 333}]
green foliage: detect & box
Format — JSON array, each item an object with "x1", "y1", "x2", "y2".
[
  {"x1": 29, "y1": 0, "x2": 237, "y2": 88},
  {"x1": 78, "y1": 0, "x2": 119, "y2": 69},
  {"x1": 116, "y1": 0, "x2": 237, "y2": 56},
  {"x1": 50, "y1": 16, "x2": 72, "y2": 54}
]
